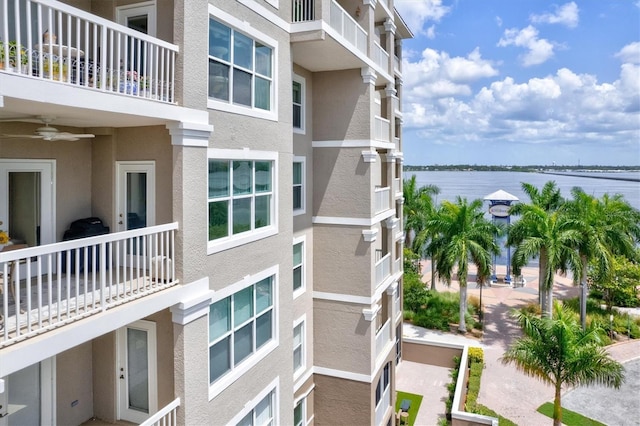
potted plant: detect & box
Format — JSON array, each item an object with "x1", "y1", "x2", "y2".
[
  {"x1": 43, "y1": 56, "x2": 68, "y2": 81},
  {"x1": 0, "y1": 41, "x2": 28, "y2": 72}
]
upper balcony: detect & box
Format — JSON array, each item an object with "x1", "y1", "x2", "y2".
[
  {"x1": 0, "y1": 223, "x2": 178, "y2": 348},
  {"x1": 0, "y1": 0, "x2": 177, "y2": 103},
  {"x1": 290, "y1": 0, "x2": 392, "y2": 84}
]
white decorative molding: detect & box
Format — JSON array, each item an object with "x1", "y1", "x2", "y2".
[
  {"x1": 312, "y1": 139, "x2": 394, "y2": 149},
  {"x1": 167, "y1": 122, "x2": 213, "y2": 147},
  {"x1": 398, "y1": 197, "x2": 405, "y2": 205},
  {"x1": 396, "y1": 76, "x2": 404, "y2": 86},
  {"x1": 362, "y1": 229, "x2": 378, "y2": 242},
  {"x1": 361, "y1": 67, "x2": 377, "y2": 85},
  {"x1": 385, "y1": 84, "x2": 397, "y2": 97},
  {"x1": 170, "y1": 278, "x2": 214, "y2": 325},
  {"x1": 362, "y1": 306, "x2": 379, "y2": 321},
  {"x1": 386, "y1": 150, "x2": 403, "y2": 162},
  {"x1": 385, "y1": 217, "x2": 399, "y2": 229},
  {"x1": 314, "y1": 366, "x2": 373, "y2": 383},
  {"x1": 396, "y1": 152, "x2": 405, "y2": 164},
  {"x1": 312, "y1": 209, "x2": 395, "y2": 226},
  {"x1": 313, "y1": 291, "x2": 373, "y2": 305},
  {"x1": 386, "y1": 281, "x2": 398, "y2": 296},
  {"x1": 384, "y1": 18, "x2": 397, "y2": 34},
  {"x1": 363, "y1": 0, "x2": 377, "y2": 8},
  {"x1": 362, "y1": 150, "x2": 377, "y2": 163}
]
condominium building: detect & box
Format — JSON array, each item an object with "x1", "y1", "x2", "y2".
[{"x1": 0, "y1": 0, "x2": 411, "y2": 424}]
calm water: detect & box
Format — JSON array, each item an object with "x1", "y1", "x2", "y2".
[{"x1": 404, "y1": 171, "x2": 640, "y2": 210}]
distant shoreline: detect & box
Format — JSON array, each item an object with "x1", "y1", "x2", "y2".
[
  {"x1": 540, "y1": 171, "x2": 640, "y2": 182},
  {"x1": 404, "y1": 165, "x2": 640, "y2": 173}
]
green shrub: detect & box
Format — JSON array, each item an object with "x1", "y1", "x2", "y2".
[{"x1": 468, "y1": 347, "x2": 484, "y2": 364}]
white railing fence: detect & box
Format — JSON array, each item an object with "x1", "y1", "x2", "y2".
[
  {"x1": 372, "y1": 42, "x2": 389, "y2": 74},
  {"x1": 329, "y1": 0, "x2": 366, "y2": 54},
  {"x1": 374, "y1": 186, "x2": 390, "y2": 213},
  {"x1": 375, "y1": 253, "x2": 391, "y2": 288},
  {"x1": 394, "y1": 177, "x2": 401, "y2": 194},
  {"x1": 140, "y1": 397, "x2": 180, "y2": 426},
  {"x1": 292, "y1": 0, "x2": 314, "y2": 22},
  {"x1": 0, "y1": 223, "x2": 178, "y2": 347},
  {"x1": 0, "y1": 0, "x2": 177, "y2": 103},
  {"x1": 375, "y1": 318, "x2": 391, "y2": 359},
  {"x1": 374, "y1": 115, "x2": 390, "y2": 143}
]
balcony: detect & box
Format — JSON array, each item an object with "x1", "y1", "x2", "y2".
[
  {"x1": 372, "y1": 42, "x2": 389, "y2": 74},
  {"x1": 374, "y1": 115, "x2": 391, "y2": 143},
  {"x1": 374, "y1": 186, "x2": 391, "y2": 214},
  {"x1": 140, "y1": 397, "x2": 180, "y2": 426},
  {"x1": 0, "y1": 0, "x2": 177, "y2": 103},
  {"x1": 375, "y1": 318, "x2": 391, "y2": 360},
  {"x1": 375, "y1": 253, "x2": 391, "y2": 289},
  {"x1": 394, "y1": 177, "x2": 401, "y2": 195},
  {"x1": 0, "y1": 223, "x2": 178, "y2": 347}
]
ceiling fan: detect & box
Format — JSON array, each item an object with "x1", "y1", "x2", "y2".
[{"x1": 0, "y1": 116, "x2": 95, "y2": 141}]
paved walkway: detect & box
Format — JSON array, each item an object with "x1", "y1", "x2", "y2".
[{"x1": 396, "y1": 261, "x2": 640, "y2": 425}]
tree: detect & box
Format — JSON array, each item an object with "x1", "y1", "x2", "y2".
[
  {"x1": 508, "y1": 181, "x2": 574, "y2": 316},
  {"x1": 403, "y1": 175, "x2": 440, "y2": 289},
  {"x1": 589, "y1": 252, "x2": 640, "y2": 310},
  {"x1": 502, "y1": 302, "x2": 624, "y2": 426},
  {"x1": 566, "y1": 189, "x2": 640, "y2": 328},
  {"x1": 426, "y1": 197, "x2": 500, "y2": 333}
]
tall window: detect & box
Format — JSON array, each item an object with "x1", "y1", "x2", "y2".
[
  {"x1": 293, "y1": 321, "x2": 304, "y2": 373},
  {"x1": 293, "y1": 241, "x2": 304, "y2": 293},
  {"x1": 375, "y1": 362, "x2": 391, "y2": 406},
  {"x1": 294, "y1": 398, "x2": 305, "y2": 426},
  {"x1": 236, "y1": 390, "x2": 275, "y2": 426},
  {"x1": 209, "y1": 18, "x2": 273, "y2": 110},
  {"x1": 209, "y1": 276, "x2": 274, "y2": 384},
  {"x1": 293, "y1": 158, "x2": 305, "y2": 214},
  {"x1": 208, "y1": 160, "x2": 273, "y2": 241},
  {"x1": 292, "y1": 75, "x2": 305, "y2": 132}
]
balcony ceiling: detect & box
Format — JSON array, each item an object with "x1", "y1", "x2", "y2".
[{"x1": 291, "y1": 36, "x2": 366, "y2": 73}]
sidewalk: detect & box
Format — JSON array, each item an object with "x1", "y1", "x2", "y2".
[{"x1": 397, "y1": 260, "x2": 640, "y2": 425}]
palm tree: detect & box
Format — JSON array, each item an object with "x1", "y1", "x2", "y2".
[
  {"x1": 502, "y1": 302, "x2": 624, "y2": 426},
  {"x1": 403, "y1": 175, "x2": 440, "y2": 287},
  {"x1": 426, "y1": 197, "x2": 500, "y2": 333},
  {"x1": 508, "y1": 205, "x2": 581, "y2": 316},
  {"x1": 566, "y1": 188, "x2": 640, "y2": 329},
  {"x1": 508, "y1": 181, "x2": 567, "y2": 313}
]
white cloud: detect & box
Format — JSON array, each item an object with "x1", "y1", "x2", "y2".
[
  {"x1": 498, "y1": 25, "x2": 555, "y2": 66},
  {"x1": 425, "y1": 25, "x2": 436, "y2": 40},
  {"x1": 403, "y1": 48, "x2": 499, "y2": 103},
  {"x1": 530, "y1": 2, "x2": 579, "y2": 28},
  {"x1": 394, "y1": 0, "x2": 450, "y2": 36},
  {"x1": 495, "y1": 16, "x2": 503, "y2": 27},
  {"x1": 615, "y1": 41, "x2": 640, "y2": 64}
]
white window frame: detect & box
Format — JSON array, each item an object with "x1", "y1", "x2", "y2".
[
  {"x1": 294, "y1": 398, "x2": 305, "y2": 426},
  {"x1": 292, "y1": 156, "x2": 306, "y2": 216},
  {"x1": 228, "y1": 377, "x2": 280, "y2": 426},
  {"x1": 292, "y1": 234, "x2": 306, "y2": 298},
  {"x1": 208, "y1": 266, "x2": 280, "y2": 400},
  {"x1": 208, "y1": 5, "x2": 279, "y2": 121},
  {"x1": 292, "y1": 74, "x2": 305, "y2": 134},
  {"x1": 293, "y1": 314, "x2": 306, "y2": 379},
  {"x1": 375, "y1": 362, "x2": 391, "y2": 408},
  {"x1": 207, "y1": 148, "x2": 279, "y2": 255},
  {"x1": 116, "y1": 1, "x2": 157, "y2": 37}
]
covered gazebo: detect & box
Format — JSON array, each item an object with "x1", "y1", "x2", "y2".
[{"x1": 483, "y1": 189, "x2": 519, "y2": 284}]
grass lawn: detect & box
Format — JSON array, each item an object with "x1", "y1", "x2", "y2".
[
  {"x1": 395, "y1": 391, "x2": 423, "y2": 426},
  {"x1": 537, "y1": 402, "x2": 606, "y2": 426}
]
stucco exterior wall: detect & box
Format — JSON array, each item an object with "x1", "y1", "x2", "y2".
[
  {"x1": 313, "y1": 299, "x2": 371, "y2": 374},
  {"x1": 403, "y1": 341, "x2": 463, "y2": 368},
  {"x1": 313, "y1": 147, "x2": 372, "y2": 218},
  {"x1": 313, "y1": 224, "x2": 371, "y2": 296},
  {"x1": 313, "y1": 374, "x2": 371, "y2": 426},
  {"x1": 92, "y1": 332, "x2": 116, "y2": 422},
  {"x1": 57, "y1": 342, "x2": 94, "y2": 425}
]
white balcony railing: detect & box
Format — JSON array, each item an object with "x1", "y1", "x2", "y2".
[
  {"x1": 394, "y1": 55, "x2": 400, "y2": 73},
  {"x1": 394, "y1": 291, "x2": 401, "y2": 319},
  {"x1": 329, "y1": 0, "x2": 367, "y2": 55},
  {"x1": 375, "y1": 319, "x2": 391, "y2": 360},
  {"x1": 140, "y1": 397, "x2": 180, "y2": 426},
  {"x1": 373, "y1": 42, "x2": 389, "y2": 74},
  {"x1": 375, "y1": 186, "x2": 391, "y2": 214},
  {"x1": 0, "y1": 223, "x2": 178, "y2": 347},
  {"x1": 374, "y1": 381, "x2": 390, "y2": 426},
  {"x1": 394, "y1": 177, "x2": 401, "y2": 195},
  {"x1": 0, "y1": 0, "x2": 177, "y2": 103},
  {"x1": 292, "y1": 0, "x2": 315, "y2": 22},
  {"x1": 394, "y1": 256, "x2": 402, "y2": 275},
  {"x1": 375, "y1": 253, "x2": 391, "y2": 288},
  {"x1": 374, "y1": 116, "x2": 390, "y2": 143}
]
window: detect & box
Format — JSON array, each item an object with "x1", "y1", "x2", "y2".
[
  {"x1": 292, "y1": 75, "x2": 305, "y2": 132},
  {"x1": 208, "y1": 159, "x2": 274, "y2": 241},
  {"x1": 375, "y1": 362, "x2": 391, "y2": 406},
  {"x1": 237, "y1": 390, "x2": 275, "y2": 426},
  {"x1": 293, "y1": 241, "x2": 303, "y2": 292},
  {"x1": 293, "y1": 320, "x2": 304, "y2": 374},
  {"x1": 293, "y1": 157, "x2": 305, "y2": 215},
  {"x1": 209, "y1": 276, "x2": 274, "y2": 384},
  {"x1": 209, "y1": 17, "x2": 273, "y2": 111},
  {"x1": 294, "y1": 398, "x2": 305, "y2": 426}
]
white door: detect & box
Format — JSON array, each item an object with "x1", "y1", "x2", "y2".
[
  {"x1": 0, "y1": 359, "x2": 55, "y2": 426},
  {"x1": 115, "y1": 162, "x2": 155, "y2": 233},
  {"x1": 0, "y1": 160, "x2": 55, "y2": 250},
  {"x1": 116, "y1": 1, "x2": 157, "y2": 37},
  {"x1": 117, "y1": 320, "x2": 157, "y2": 423}
]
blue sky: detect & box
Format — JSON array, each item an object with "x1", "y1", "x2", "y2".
[{"x1": 394, "y1": 1, "x2": 640, "y2": 166}]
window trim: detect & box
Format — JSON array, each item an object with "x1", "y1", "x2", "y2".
[
  {"x1": 292, "y1": 74, "x2": 306, "y2": 134},
  {"x1": 293, "y1": 314, "x2": 306, "y2": 379},
  {"x1": 292, "y1": 234, "x2": 306, "y2": 298},
  {"x1": 208, "y1": 5, "x2": 279, "y2": 121},
  {"x1": 208, "y1": 265, "x2": 280, "y2": 400},
  {"x1": 228, "y1": 377, "x2": 280, "y2": 425},
  {"x1": 207, "y1": 148, "x2": 279, "y2": 255},
  {"x1": 292, "y1": 156, "x2": 306, "y2": 216}
]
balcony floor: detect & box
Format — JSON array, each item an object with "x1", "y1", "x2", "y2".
[{"x1": 81, "y1": 418, "x2": 136, "y2": 426}]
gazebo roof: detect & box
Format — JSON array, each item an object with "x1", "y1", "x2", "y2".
[{"x1": 483, "y1": 189, "x2": 519, "y2": 201}]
